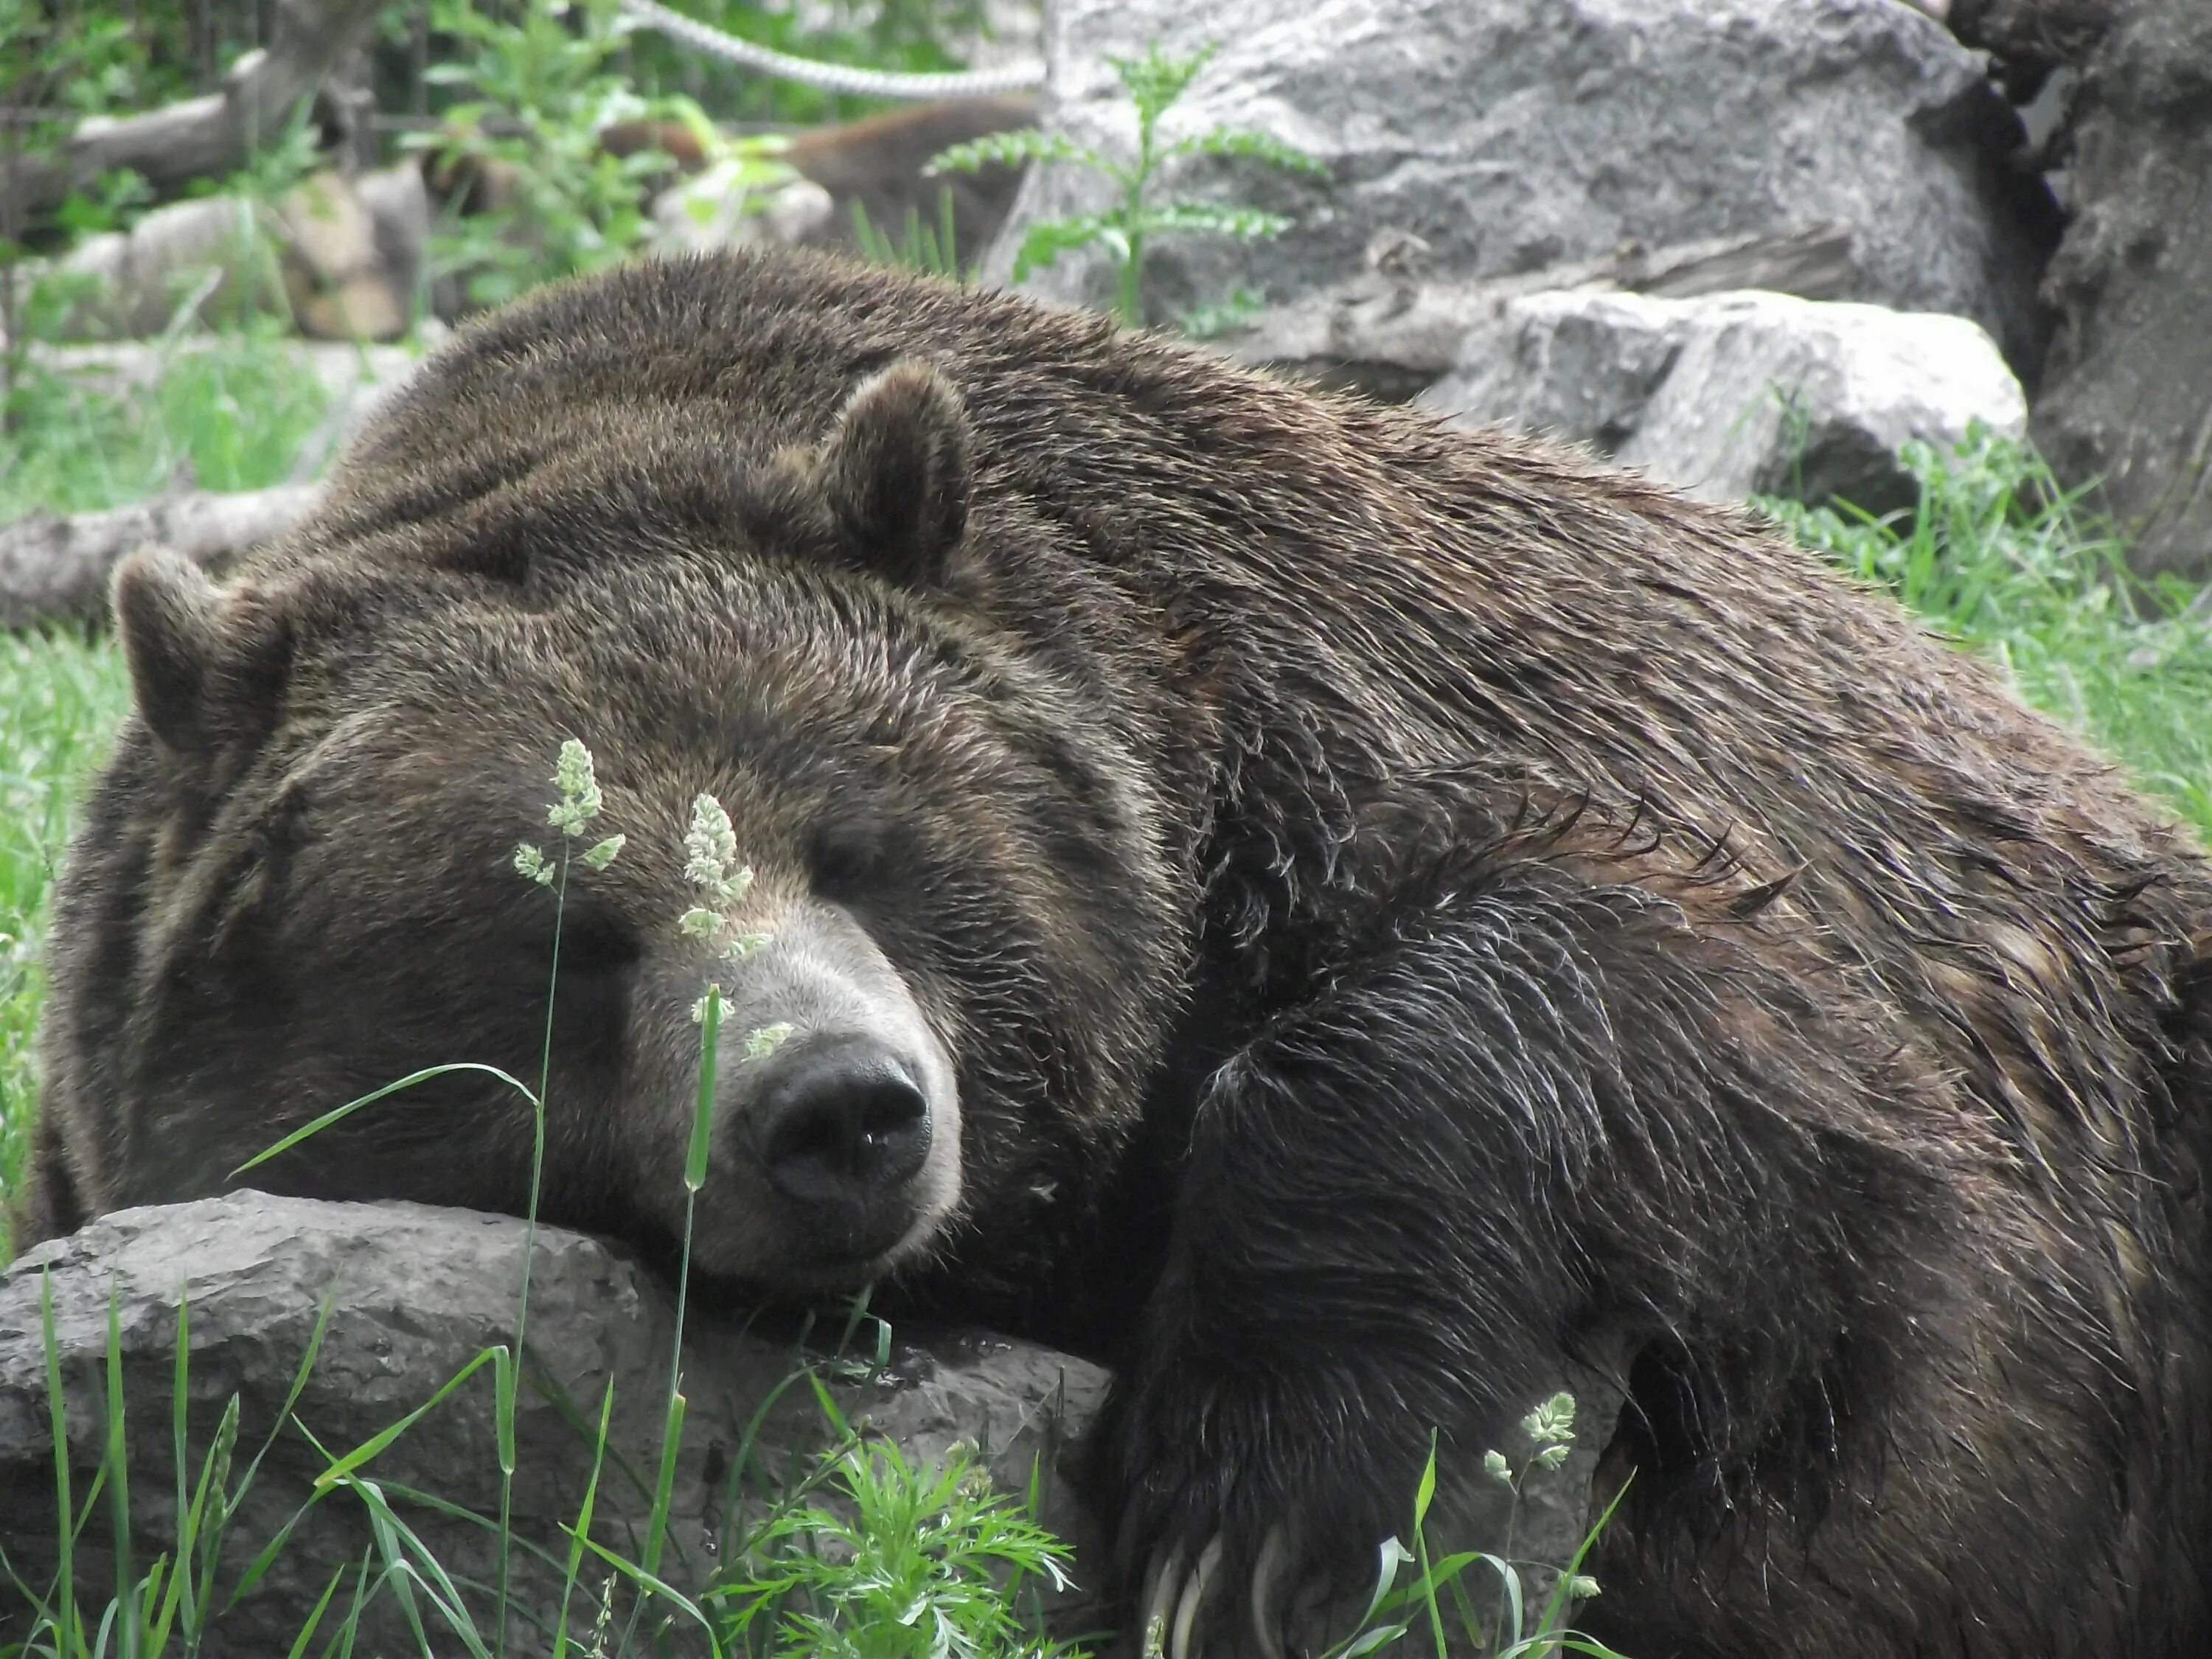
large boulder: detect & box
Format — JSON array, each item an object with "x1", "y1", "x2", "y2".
[
  {"x1": 991, "y1": 0, "x2": 2056, "y2": 369},
  {"x1": 1419, "y1": 288, "x2": 2028, "y2": 511},
  {"x1": 1982, "y1": 0, "x2": 2212, "y2": 577},
  {"x1": 0, "y1": 1195, "x2": 1108, "y2": 1658}
]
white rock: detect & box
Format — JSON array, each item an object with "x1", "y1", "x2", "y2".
[{"x1": 1422, "y1": 288, "x2": 2028, "y2": 510}]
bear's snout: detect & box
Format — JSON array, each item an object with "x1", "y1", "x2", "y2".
[
  {"x1": 748, "y1": 1034, "x2": 933, "y2": 1250},
  {"x1": 681, "y1": 898, "x2": 963, "y2": 1284}
]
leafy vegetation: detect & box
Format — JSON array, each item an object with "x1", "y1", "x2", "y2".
[
  {"x1": 0, "y1": 330, "x2": 336, "y2": 524},
  {"x1": 929, "y1": 41, "x2": 1324, "y2": 327},
  {"x1": 410, "y1": 0, "x2": 794, "y2": 311},
  {"x1": 1313, "y1": 1395, "x2": 1624, "y2": 1659},
  {"x1": 709, "y1": 1438, "x2": 1084, "y2": 1658}
]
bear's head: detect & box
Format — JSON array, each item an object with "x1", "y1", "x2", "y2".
[{"x1": 42, "y1": 362, "x2": 1187, "y2": 1294}]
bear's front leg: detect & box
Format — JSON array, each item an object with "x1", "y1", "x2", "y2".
[{"x1": 1095, "y1": 858, "x2": 1954, "y2": 1658}]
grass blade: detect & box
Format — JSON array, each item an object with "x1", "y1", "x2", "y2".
[
  {"x1": 43, "y1": 1268, "x2": 78, "y2": 1658},
  {"x1": 309, "y1": 1346, "x2": 507, "y2": 1493},
  {"x1": 150, "y1": 1294, "x2": 195, "y2": 1654},
  {"x1": 231, "y1": 1063, "x2": 540, "y2": 1178},
  {"x1": 565, "y1": 1528, "x2": 724, "y2": 1655},
  {"x1": 552, "y1": 1381, "x2": 617, "y2": 1659},
  {"x1": 103, "y1": 1292, "x2": 138, "y2": 1659},
  {"x1": 687, "y1": 990, "x2": 720, "y2": 1193},
  {"x1": 283, "y1": 1561, "x2": 350, "y2": 1659},
  {"x1": 642, "y1": 1391, "x2": 686, "y2": 1580}
]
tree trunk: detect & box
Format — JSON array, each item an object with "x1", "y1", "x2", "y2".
[{"x1": 0, "y1": 0, "x2": 384, "y2": 224}]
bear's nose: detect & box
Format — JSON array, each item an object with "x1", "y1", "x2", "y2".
[{"x1": 751, "y1": 1037, "x2": 933, "y2": 1208}]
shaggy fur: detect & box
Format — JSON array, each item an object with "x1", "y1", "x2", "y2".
[{"x1": 22, "y1": 251, "x2": 2212, "y2": 1657}]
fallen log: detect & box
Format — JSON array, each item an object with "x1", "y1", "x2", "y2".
[{"x1": 0, "y1": 484, "x2": 319, "y2": 630}]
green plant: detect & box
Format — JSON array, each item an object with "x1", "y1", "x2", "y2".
[
  {"x1": 2, "y1": 0, "x2": 328, "y2": 406},
  {"x1": 850, "y1": 190, "x2": 967, "y2": 282},
  {"x1": 412, "y1": 0, "x2": 789, "y2": 310},
  {"x1": 414, "y1": 0, "x2": 669, "y2": 310},
  {"x1": 0, "y1": 327, "x2": 334, "y2": 522},
  {"x1": 1, "y1": 1, "x2": 157, "y2": 423},
  {"x1": 1314, "y1": 1395, "x2": 1627, "y2": 1659},
  {"x1": 1175, "y1": 287, "x2": 1265, "y2": 341},
  {"x1": 1, "y1": 1271, "x2": 356, "y2": 1658},
  {"x1": 708, "y1": 1436, "x2": 1084, "y2": 1659},
  {"x1": 929, "y1": 41, "x2": 1324, "y2": 328}
]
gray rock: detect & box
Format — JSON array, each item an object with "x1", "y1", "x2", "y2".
[
  {"x1": 1214, "y1": 226, "x2": 1868, "y2": 401},
  {"x1": 354, "y1": 162, "x2": 432, "y2": 326},
  {"x1": 1950, "y1": 0, "x2": 2115, "y2": 78},
  {"x1": 1420, "y1": 288, "x2": 2027, "y2": 511},
  {"x1": 991, "y1": 0, "x2": 2053, "y2": 368},
  {"x1": 2010, "y1": 0, "x2": 2212, "y2": 578},
  {"x1": 0, "y1": 1194, "x2": 1108, "y2": 1657}
]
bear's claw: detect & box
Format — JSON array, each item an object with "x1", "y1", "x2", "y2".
[
  {"x1": 1138, "y1": 1527, "x2": 1293, "y2": 1659},
  {"x1": 1249, "y1": 1525, "x2": 1291, "y2": 1659},
  {"x1": 1139, "y1": 1543, "x2": 1185, "y2": 1657},
  {"x1": 1173, "y1": 1535, "x2": 1224, "y2": 1658}
]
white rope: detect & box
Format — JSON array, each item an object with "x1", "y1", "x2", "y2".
[{"x1": 616, "y1": 0, "x2": 1046, "y2": 100}]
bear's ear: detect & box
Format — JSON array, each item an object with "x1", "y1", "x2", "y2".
[
  {"x1": 813, "y1": 360, "x2": 973, "y2": 588},
  {"x1": 112, "y1": 549, "x2": 288, "y2": 761}
]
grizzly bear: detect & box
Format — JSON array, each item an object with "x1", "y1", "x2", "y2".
[{"x1": 19, "y1": 250, "x2": 2212, "y2": 1658}]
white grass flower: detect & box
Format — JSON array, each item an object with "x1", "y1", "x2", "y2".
[
  {"x1": 582, "y1": 834, "x2": 625, "y2": 870},
  {"x1": 514, "y1": 842, "x2": 554, "y2": 886},
  {"x1": 691, "y1": 984, "x2": 723, "y2": 1025},
  {"x1": 547, "y1": 738, "x2": 605, "y2": 837},
  {"x1": 1521, "y1": 1391, "x2": 1576, "y2": 1446},
  {"x1": 679, "y1": 790, "x2": 775, "y2": 984},
  {"x1": 743, "y1": 1020, "x2": 796, "y2": 1061},
  {"x1": 725, "y1": 931, "x2": 772, "y2": 964},
  {"x1": 1569, "y1": 1574, "x2": 1601, "y2": 1600},
  {"x1": 1484, "y1": 1449, "x2": 1513, "y2": 1486},
  {"x1": 684, "y1": 793, "x2": 741, "y2": 896}
]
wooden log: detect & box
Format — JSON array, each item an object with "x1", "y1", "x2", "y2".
[{"x1": 0, "y1": 484, "x2": 319, "y2": 630}]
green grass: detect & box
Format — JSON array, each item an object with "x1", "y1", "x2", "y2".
[
  {"x1": 0, "y1": 327, "x2": 333, "y2": 521},
  {"x1": 0, "y1": 324, "x2": 334, "y2": 1235},
  {"x1": 0, "y1": 630, "x2": 129, "y2": 1241},
  {"x1": 1760, "y1": 427, "x2": 2212, "y2": 841}
]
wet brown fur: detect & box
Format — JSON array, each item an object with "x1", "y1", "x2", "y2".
[{"x1": 21, "y1": 251, "x2": 2212, "y2": 1657}]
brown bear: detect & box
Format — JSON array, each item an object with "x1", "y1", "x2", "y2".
[{"x1": 20, "y1": 250, "x2": 2212, "y2": 1658}]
